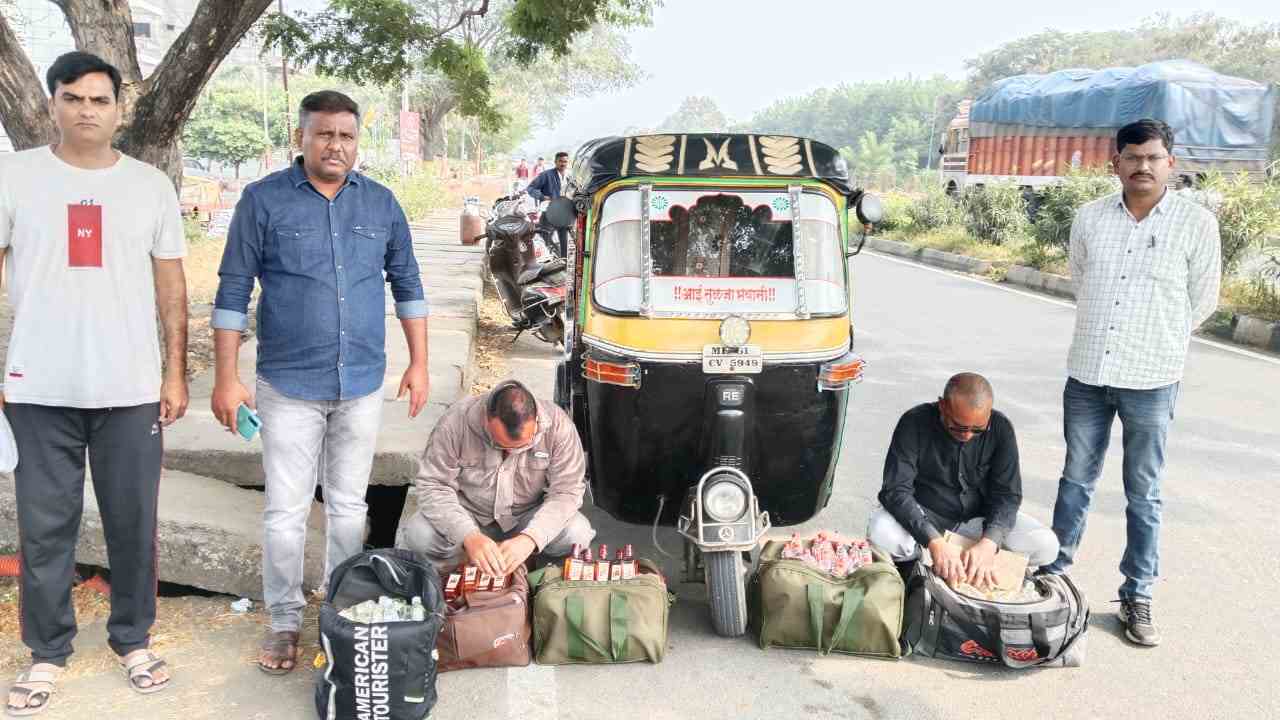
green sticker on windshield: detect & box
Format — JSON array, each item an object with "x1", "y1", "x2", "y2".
[
  {"x1": 651, "y1": 194, "x2": 670, "y2": 212},
  {"x1": 771, "y1": 197, "x2": 791, "y2": 213}
]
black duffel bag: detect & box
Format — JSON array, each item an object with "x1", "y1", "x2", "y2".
[
  {"x1": 902, "y1": 563, "x2": 1089, "y2": 668},
  {"x1": 316, "y1": 548, "x2": 446, "y2": 720}
]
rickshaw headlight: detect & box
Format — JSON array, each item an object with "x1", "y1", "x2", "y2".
[
  {"x1": 703, "y1": 479, "x2": 748, "y2": 522},
  {"x1": 719, "y1": 315, "x2": 751, "y2": 347}
]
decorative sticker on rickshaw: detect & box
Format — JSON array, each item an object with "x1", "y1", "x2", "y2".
[
  {"x1": 640, "y1": 190, "x2": 789, "y2": 222},
  {"x1": 650, "y1": 277, "x2": 797, "y2": 314}
]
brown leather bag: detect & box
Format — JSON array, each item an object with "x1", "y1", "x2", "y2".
[{"x1": 436, "y1": 565, "x2": 532, "y2": 672}]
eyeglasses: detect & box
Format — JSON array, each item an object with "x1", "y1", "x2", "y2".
[
  {"x1": 945, "y1": 420, "x2": 988, "y2": 435},
  {"x1": 939, "y1": 399, "x2": 989, "y2": 435},
  {"x1": 1118, "y1": 154, "x2": 1170, "y2": 166}
]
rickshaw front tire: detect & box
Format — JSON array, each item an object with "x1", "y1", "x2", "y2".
[{"x1": 705, "y1": 549, "x2": 749, "y2": 637}]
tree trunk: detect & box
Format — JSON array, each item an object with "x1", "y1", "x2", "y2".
[
  {"x1": 419, "y1": 99, "x2": 455, "y2": 159},
  {"x1": 0, "y1": 12, "x2": 56, "y2": 148},
  {"x1": 0, "y1": 0, "x2": 275, "y2": 188}
]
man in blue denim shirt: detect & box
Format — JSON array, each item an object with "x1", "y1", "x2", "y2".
[{"x1": 210, "y1": 91, "x2": 429, "y2": 675}]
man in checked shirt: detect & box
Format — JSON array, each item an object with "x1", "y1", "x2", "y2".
[{"x1": 1043, "y1": 119, "x2": 1221, "y2": 647}]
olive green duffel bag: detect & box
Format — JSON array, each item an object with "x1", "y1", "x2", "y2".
[
  {"x1": 528, "y1": 559, "x2": 673, "y2": 665},
  {"x1": 751, "y1": 541, "x2": 905, "y2": 658}
]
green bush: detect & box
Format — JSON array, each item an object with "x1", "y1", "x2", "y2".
[
  {"x1": 1187, "y1": 172, "x2": 1280, "y2": 276},
  {"x1": 1032, "y1": 170, "x2": 1118, "y2": 252},
  {"x1": 906, "y1": 186, "x2": 964, "y2": 232},
  {"x1": 961, "y1": 182, "x2": 1030, "y2": 245},
  {"x1": 377, "y1": 170, "x2": 449, "y2": 223},
  {"x1": 874, "y1": 192, "x2": 914, "y2": 233}
]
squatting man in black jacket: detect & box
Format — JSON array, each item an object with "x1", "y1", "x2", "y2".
[{"x1": 867, "y1": 373, "x2": 1059, "y2": 587}]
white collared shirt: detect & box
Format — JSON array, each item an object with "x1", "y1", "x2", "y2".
[{"x1": 1066, "y1": 190, "x2": 1221, "y2": 389}]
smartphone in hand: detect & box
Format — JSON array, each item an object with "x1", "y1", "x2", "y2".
[{"x1": 235, "y1": 403, "x2": 261, "y2": 441}]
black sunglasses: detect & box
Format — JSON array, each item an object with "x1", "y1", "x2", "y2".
[{"x1": 939, "y1": 399, "x2": 989, "y2": 435}]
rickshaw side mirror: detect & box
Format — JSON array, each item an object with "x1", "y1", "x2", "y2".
[
  {"x1": 855, "y1": 192, "x2": 884, "y2": 225},
  {"x1": 848, "y1": 232, "x2": 868, "y2": 257},
  {"x1": 848, "y1": 192, "x2": 882, "y2": 257},
  {"x1": 543, "y1": 197, "x2": 576, "y2": 230}
]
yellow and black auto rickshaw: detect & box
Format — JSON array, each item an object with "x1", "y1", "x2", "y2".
[{"x1": 545, "y1": 134, "x2": 883, "y2": 636}]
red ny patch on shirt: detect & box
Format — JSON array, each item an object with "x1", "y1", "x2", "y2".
[{"x1": 67, "y1": 204, "x2": 103, "y2": 268}]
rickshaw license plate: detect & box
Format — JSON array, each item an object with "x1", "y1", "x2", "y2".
[{"x1": 702, "y1": 345, "x2": 763, "y2": 374}]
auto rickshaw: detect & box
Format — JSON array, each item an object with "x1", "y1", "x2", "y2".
[{"x1": 545, "y1": 133, "x2": 883, "y2": 636}]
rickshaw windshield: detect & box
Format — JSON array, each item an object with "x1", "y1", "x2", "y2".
[{"x1": 593, "y1": 189, "x2": 845, "y2": 316}]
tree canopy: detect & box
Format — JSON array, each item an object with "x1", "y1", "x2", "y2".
[
  {"x1": 263, "y1": 0, "x2": 654, "y2": 136},
  {"x1": 0, "y1": 0, "x2": 654, "y2": 183},
  {"x1": 741, "y1": 75, "x2": 963, "y2": 181},
  {"x1": 657, "y1": 96, "x2": 730, "y2": 133}
]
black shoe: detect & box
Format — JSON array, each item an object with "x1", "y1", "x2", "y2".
[{"x1": 1117, "y1": 599, "x2": 1161, "y2": 647}]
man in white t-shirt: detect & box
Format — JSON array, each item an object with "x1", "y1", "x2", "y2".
[{"x1": 0, "y1": 51, "x2": 187, "y2": 714}]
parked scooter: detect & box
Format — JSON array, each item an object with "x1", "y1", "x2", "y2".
[{"x1": 478, "y1": 194, "x2": 570, "y2": 346}]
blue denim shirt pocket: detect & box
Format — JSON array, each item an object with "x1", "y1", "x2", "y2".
[
  {"x1": 273, "y1": 225, "x2": 328, "y2": 273},
  {"x1": 351, "y1": 225, "x2": 388, "y2": 273}
]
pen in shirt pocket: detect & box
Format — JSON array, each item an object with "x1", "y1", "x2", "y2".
[{"x1": 1149, "y1": 234, "x2": 1156, "y2": 248}]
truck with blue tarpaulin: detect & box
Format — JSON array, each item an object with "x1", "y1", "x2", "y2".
[{"x1": 939, "y1": 60, "x2": 1277, "y2": 192}]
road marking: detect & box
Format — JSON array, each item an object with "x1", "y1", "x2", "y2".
[
  {"x1": 506, "y1": 663, "x2": 556, "y2": 720},
  {"x1": 861, "y1": 251, "x2": 1280, "y2": 367}
]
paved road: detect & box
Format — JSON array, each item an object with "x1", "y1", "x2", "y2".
[{"x1": 443, "y1": 250, "x2": 1280, "y2": 720}]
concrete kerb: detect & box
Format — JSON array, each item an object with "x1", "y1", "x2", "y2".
[
  {"x1": 1004, "y1": 265, "x2": 1077, "y2": 300},
  {"x1": 1230, "y1": 314, "x2": 1280, "y2": 351},
  {"x1": 863, "y1": 236, "x2": 918, "y2": 259},
  {"x1": 867, "y1": 234, "x2": 1280, "y2": 353},
  {"x1": 921, "y1": 248, "x2": 992, "y2": 274},
  {"x1": 0, "y1": 470, "x2": 327, "y2": 599},
  {"x1": 865, "y1": 237, "x2": 994, "y2": 274}
]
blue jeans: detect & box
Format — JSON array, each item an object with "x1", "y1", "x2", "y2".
[{"x1": 1045, "y1": 377, "x2": 1179, "y2": 600}]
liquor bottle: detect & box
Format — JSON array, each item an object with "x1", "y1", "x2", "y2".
[
  {"x1": 463, "y1": 565, "x2": 479, "y2": 595},
  {"x1": 580, "y1": 548, "x2": 595, "y2": 581},
  {"x1": 609, "y1": 549, "x2": 624, "y2": 581},
  {"x1": 621, "y1": 544, "x2": 637, "y2": 580},
  {"x1": 444, "y1": 572, "x2": 462, "y2": 603},
  {"x1": 410, "y1": 596, "x2": 426, "y2": 622},
  {"x1": 781, "y1": 532, "x2": 805, "y2": 560},
  {"x1": 857, "y1": 538, "x2": 873, "y2": 567},
  {"x1": 564, "y1": 543, "x2": 585, "y2": 581},
  {"x1": 595, "y1": 544, "x2": 611, "y2": 582}
]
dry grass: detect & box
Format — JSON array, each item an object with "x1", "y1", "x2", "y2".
[
  {"x1": 0, "y1": 578, "x2": 113, "y2": 667},
  {"x1": 889, "y1": 227, "x2": 1066, "y2": 277},
  {"x1": 182, "y1": 229, "x2": 253, "y2": 378},
  {"x1": 1221, "y1": 277, "x2": 1280, "y2": 322},
  {"x1": 469, "y1": 284, "x2": 514, "y2": 395},
  {"x1": 184, "y1": 235, "x2": 225, "y2": 306},
  {"x1": 440, "y1": 175, "x2": 508, "y2": 209},
  {"x1": 0, "y1": 575, "x2": 323, "y2": 681}
]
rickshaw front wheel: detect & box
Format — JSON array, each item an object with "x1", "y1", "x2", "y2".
[{"x1": 705, "y1": 550, "x2": 749, "y2": 637}]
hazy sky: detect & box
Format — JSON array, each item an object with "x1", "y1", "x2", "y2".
[{"x1": 523, "y1": 0, "x2": 1277, "y2": 154}]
